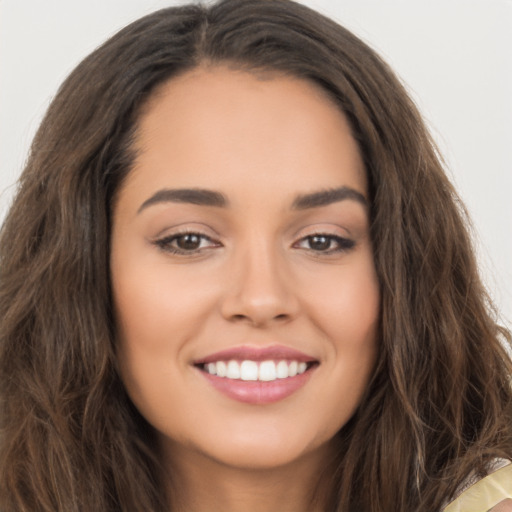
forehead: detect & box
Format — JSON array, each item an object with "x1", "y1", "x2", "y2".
[{"x1": 120, "y1": 65, "x2": 367, "y2": 210}]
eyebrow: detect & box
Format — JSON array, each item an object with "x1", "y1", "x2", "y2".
[
  {"x1": 291, "y1": 186, "x2": 368, "y2": 210},
  {"x1": 138, "y1": 188, "x2": 228, "y2": 213},
  {"x1": 137, "y1": 185, "x2": 367, "y2": 214}
]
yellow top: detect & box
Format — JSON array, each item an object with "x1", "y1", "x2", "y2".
[{"x1": 443, "y1": 463, "x2": 512, "y2": 512}]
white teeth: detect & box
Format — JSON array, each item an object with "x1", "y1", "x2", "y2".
[
  {"x1": 276, "y1": 360, "x2": 289, "y2": 379},
  {"x1": 216, "y1": 361, "x2": 227, "y2": 377},
  {"x1": 259, "y1": 360, "x2": 277, "y2": 381},
  {"x1": 203, "y1": 359, "x2": 310, "y2": 381},
  {"x1": 226, "y1": 360, "x2": 240, "y2": 379},
  {"x1": 240, "y1": 360, "x2": 258, "y2": 381}
]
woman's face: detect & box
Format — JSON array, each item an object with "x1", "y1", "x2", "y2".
[{"x1": 110, "y1": 67, "x2": 380, "y2": 472}]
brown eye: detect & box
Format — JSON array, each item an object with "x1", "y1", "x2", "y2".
[
  {"x1": 176, "y1": 233, "x2": 202, "y2": 250},
  {"x1": 154, "y1": 232, "x2": 220, "y2": 255},
  {"x1": 307, "y1": 235, "x2": 332, "y2": 251},
  {"x1": 294, "y1": 234, "x2": 355, "y2": 254}
]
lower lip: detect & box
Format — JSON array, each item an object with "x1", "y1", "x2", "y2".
[{"x1": 198, "y1": 368, "x2": 315, "y2": 404}]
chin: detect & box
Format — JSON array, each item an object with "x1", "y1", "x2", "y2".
[{"x1": 165, "y1": 421, "x2": 336, "y2": 473}]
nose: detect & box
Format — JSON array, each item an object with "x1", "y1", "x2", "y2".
[{"x1": 220, "y1": 240, "x2": 299, "y2": 328}]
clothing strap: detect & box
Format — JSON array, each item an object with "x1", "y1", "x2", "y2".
[{"x1": 443, "y1": 462, "x2": 512, "y2": 512}]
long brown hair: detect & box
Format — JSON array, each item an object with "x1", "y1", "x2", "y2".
[{"x1": 1, "y1": 1, "x2": 511, "y2": 510}]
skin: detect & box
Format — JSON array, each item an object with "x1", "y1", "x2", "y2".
[
  {"x1": 489, "y1": 500, "x2": 512, "y2": 512},
  {"x1": 110, "y1": 66, "x2": 380, "y2": 512}
]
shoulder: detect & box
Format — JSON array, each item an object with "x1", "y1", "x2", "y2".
[
  {"x1": 443, "y1": 460, "x2": 512, "y2": 512},
  {"x1": 488, "y1": 499, "x2": 512, "y2": 512}
]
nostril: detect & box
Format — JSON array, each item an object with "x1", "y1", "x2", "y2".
[{"x1": 228, "y1": 312, "x2": 290, "y2": 326}]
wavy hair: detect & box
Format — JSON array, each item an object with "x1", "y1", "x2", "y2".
[{"x1": 1, "y1": 1, "x2": 511, "y2": 510}]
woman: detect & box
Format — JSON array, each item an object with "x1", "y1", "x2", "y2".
[{"x1": 0, "y1": 1, "x2": 511, "y2": 511}]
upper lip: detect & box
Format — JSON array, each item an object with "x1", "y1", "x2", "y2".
[{"x1": 193, "y1": 345, "x2": 317, "y2": 365}]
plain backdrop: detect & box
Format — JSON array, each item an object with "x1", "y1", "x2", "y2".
[{"x1": 1, "y1": 0, "x2": 511, "y2": 325}]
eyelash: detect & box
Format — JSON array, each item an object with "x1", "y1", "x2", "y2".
[
  {"x1": 153, "y1": 231, "x2": 220, "y2": 255},
  {"x1": 153, "y1": 231, "x2": 355, "y2": 256},
  {"x1": 293, "y1": 233, "x2": 355, "y2": 254}
]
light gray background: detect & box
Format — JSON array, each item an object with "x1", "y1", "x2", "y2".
[{"x1": 1, "y1": 0, "x2": 511, "y2": 325}]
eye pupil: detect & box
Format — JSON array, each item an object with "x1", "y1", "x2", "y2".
[
  {"x1": 177, "y1": 234, "x2": 201, "y2": 250},
  {"x1": 309, "y1": 235, "x2": 331, "y2": 251}
]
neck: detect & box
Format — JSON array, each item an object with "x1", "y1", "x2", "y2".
[{"x1": 161, "y1": 442, "x2": 336, "y2": 512}]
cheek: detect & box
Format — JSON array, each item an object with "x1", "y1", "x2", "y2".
[
  {"x1": 302, "y1": 254, "x2": 380, "y2": 404},
  {"x1": 304, "y1": 255, "x2": 380, "y2": 344},
  {"x1": 111, "y1": 258, "x2": 218, "y2": 350},
  {"x1": 110, "y1": 263, "x2": 213, "y2": 423}
]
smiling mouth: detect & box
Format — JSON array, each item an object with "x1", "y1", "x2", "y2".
[
  {"x1": 197, "y1": 359, "x2": 316, "y2": 382},
  {"x1": 193, "y1": 345, "x2": 318, "y2": 403}
]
